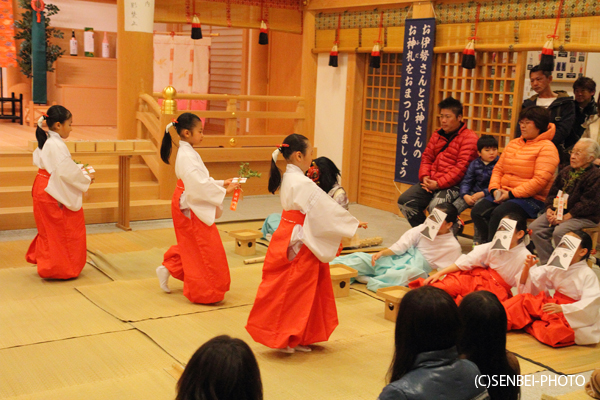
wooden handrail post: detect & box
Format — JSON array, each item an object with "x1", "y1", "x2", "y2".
[
  {"x1": 225, "y1": 98, "x2": 238, "y2": 136},
  {"x1": 294, "y1": 99, "x2": 305, "y2": 135}
]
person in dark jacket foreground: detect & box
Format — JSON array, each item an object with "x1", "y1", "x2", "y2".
[{"x1": 378, "y1": 286, "x2": 489, "y2": 400}]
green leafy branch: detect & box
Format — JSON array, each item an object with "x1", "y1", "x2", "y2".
[
  {"x1": 13, "y1": 0, "x2": 64, "y2": 78},
  {"x1": 238, "y1": 163, "x2": 261, "y2": 179}
]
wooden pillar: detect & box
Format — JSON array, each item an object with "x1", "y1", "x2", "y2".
[
  {"x1": 342, "y1": 53, "x2": 366, "y2": 203},
  {"x1": 300, "y1": 11, "x2": 317, "y2": 143},
  {"x1": 117, "y1": 0, "x2": 154, "y2": 140}
]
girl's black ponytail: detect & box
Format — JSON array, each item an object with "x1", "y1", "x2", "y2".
[
  {"x1": 160, "y1": 121, "x2": 175, "y2": 164},
  {"x1": 160, "y1": 113, "x2": 202, "y2": 165},
  {"x1": 267, "y1": 133, "x2": 309, "y2": 194},
  {"x1": 35, "y1": 105, "x2": 72, "y2": 150},
  {"x1": 36, "y1": 116, "x2": 48, "y2": 149}
]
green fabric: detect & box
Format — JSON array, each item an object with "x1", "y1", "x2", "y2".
[
  {"x1": 261, "y1": 213, "x2": 282, "y2": 240},
  {"x1": 331, "y1": 247, "x2": 431, "y2": 292},
  {"x1": 31, "y1": 11, "x2": 47, "y2": 104}
]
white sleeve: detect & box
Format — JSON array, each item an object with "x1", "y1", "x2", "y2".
[
  {"x1": 388, "y1": 226, "x2": 421, "y2": 255},
  {"x1": 301, "y1": 187, "x2": 359, "y2": 263},
  {"x1": 454, "y1": 243, "x2": 489, "y2": 271},
  {"x1": 45, "y1": 156, "x2": 91, "y2": 211},
  {"x1": 518, "y1": 265, "x2": 551, "y2": 295},
  {"x1": 181, "y1": 168, "x2": 226, "y2": 226},
  {"x1": 562, "y1": 274, "x2": 600, "y2": 329}
]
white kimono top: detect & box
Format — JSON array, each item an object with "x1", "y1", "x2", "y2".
[
  {"x1": 388, "y1": 225, "x2": 462, "y2": 270},
  {"x1": 518, "y1": 260, "x2": 600, "y2": 345},
  {"x1": 175, "y1": 141, "x2": 226, "y2": 226},
  {"x1": 455, "y1": 242, "x2": 531, "y2": 287},
  {"x1": 32, "y1": 131, "x2": 91, "y2": 212},
  {"x1": 281, "y1": 164, "x2": 359, "y2": 263}
]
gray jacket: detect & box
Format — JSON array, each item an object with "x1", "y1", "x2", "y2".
[{"x1": 378, "y1": 347, "x2": 490, "y2": 400}]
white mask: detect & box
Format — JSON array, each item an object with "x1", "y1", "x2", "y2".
[
  {"x1": 420, "y1": 208, "x2": 447, "y2": 241},
  {"x1": 490, "y1": 219, "x2": 517, "y2": 251},
  {"x1": 547, "y1": 235, "x2": 582, "y2": 270}
]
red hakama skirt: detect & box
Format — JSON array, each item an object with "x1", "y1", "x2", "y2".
[
  {"x1": 409, "y1": 267, "x2": 513, "y2": 304},
  {"x1": 162, "y1": 180, "x2": 230, "y2": 304},
  {"x1": 26, "y1": 169, "x2": 87, "y2": 279},
  {"x1": 246, "y1": 210, "x2": 339, "y2": 349},
  {"x1": 504, "y1": 291, "x2": 576, "y2": 347}
]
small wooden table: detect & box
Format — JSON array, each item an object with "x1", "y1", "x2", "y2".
[
  {"x1": 228, "y1": 229, "x2": 263, "y2": 256},
  {"x1": 376, "y1": 286, "x2": 411, "y2": 322},
  {"x1": 329, "y1": 264, "x2": 358, "y2": 298}
]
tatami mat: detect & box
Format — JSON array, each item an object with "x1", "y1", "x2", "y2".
[
  {"x1": 134, "y1": 306, "x2": 393, "y2": 400},
  {"x1": 0, "y1": 266, "x2": 111, "y2": 302},
  {"x1": 0, "y1": 330, "x2": 176, "y2": 399},
  {"x1": 0, "y1": 240, "x2": 32, "y2": 269},
  {"x1": 0, "y1": 293, "x2": 131, "y2": 349},
  {"x1": 518, "y1": 356, "x2": 547, "y2": 375},
  {"x1": 88, "y1": 248, "x2": 168, "y2": 281},
  {"x1": 76, "y1": 264, "x2": 264, "y2": 322},
  {"x1": 507, "y1": 332, "x2": 600, "y2": 375},
  {"x1": 216, "y1": 220, "x2": 265, "y2": 233},
  {"x1": 133, "y1": 291, "x2": 393, "y2": 364},
  {"x1": 4, "y1": 369, "x2": 177, "y2": 400}
]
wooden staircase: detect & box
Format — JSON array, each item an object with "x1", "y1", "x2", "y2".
[{"x1": 0, "y1": 152, "x2": 171, "y2": 230}]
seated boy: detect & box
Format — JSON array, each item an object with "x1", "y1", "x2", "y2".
[
  {"x1": 452, "y1": 135, "x2": 499, "y2": 242},
  {"x1": 331, "y1": 203, "x2": 462, "y2": 292},
  {"x1": 504, "y1": 230, "x2": 600, "y2": 347},
  {"x1": 410, "y1": 213, "x2": 530, "y2": 303}
]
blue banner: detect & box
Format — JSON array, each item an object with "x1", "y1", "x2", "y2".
[{"x1": 394, "y1": 18, "x2": 436, "y2": 184}]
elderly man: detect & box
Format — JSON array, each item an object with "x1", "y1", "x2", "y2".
[{"x1": 530, "y1": 138, "x2": 600, "y2": 263}]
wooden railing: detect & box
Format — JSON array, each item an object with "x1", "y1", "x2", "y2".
[{"x1": 136, "y1": 89, "x2": 307, "y2": 199}]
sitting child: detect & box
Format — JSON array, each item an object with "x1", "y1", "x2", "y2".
[
  {"x1": 331, "y1": 203, "x2": 462, "y2": 292},
  {"x1": 504, "y1": 230, "x2": 600, "y2": 347},
  {"x1": 452, "y1": 135, "x2": 499, "y2": 242},
  {"x1": 411, "y1": 213, "x2": 530, "y2": 303},
  {"x1": 261, "y1": 156, "x2": 348, "y2": 240}
]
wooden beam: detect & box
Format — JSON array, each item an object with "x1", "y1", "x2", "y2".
[
  {"x1": 117, "y1": 0, "x2": 153, "y2": 140},
  {"x1": 342, "y1": 53, "x2": 366, "y2": 203},
  {"x1": 300, "y1": 11, "x2": 318, "y2": 142},
  {"x1": 307, "y1": 0, "x2": 421, "y2": 12}
]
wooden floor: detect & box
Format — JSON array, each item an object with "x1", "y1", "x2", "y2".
[{"x1": 0, "y1": 121, "x2": 118, "y2": 152}]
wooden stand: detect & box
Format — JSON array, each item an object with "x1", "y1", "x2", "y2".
[
  {"x1": 228, "y1": 230, "x2": 263, "y2": 256},
  {"x1": 376, "y1": 286, "x2": 411, "y2": 322},
  {"x1": 329, "y1": 264, "x2": 358, "y2": 298}
]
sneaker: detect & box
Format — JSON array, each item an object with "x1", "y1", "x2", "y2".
[{"x1": 156, "y1": 265, "x2": 171, "y2": 293}]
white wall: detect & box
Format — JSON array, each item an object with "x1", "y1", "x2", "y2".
[
  {"x1": 48, "y1": 0, "x2": 117, "y2": 32},
  {"x1": 524, "y1": 52, "x2": 600, "y2": 98},
  {"x1": 314, "y1": 52, "x2": 348, "y2": 172}
]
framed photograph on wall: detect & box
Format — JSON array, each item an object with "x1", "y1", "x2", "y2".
[{"x1": 526, "y1": 50, "x2": 587, "y2": 82}]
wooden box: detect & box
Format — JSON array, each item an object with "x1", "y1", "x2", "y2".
[
  {"x1": 228, "y1": 229, "x2": 263, "y2": 256},
  {"x1": 115, "y1": 140, "x2": 135, "y2": 151},
  {"x1": 75, "y1": 141, "x2": 96, "y2": 152},
  {"x1": 96, "y1": 141, "x2": 116, "y2": 152},
  {"x1": 376, "y1": 286, "x2": 411, "y2": 322},
  {"x1": 134, "y1": 140, "x2": 154, "y2": 151},
  {"x1": 329, "y1": 264, "x2": 358, "y2": 298}
]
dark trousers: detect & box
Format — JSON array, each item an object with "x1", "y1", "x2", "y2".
[
  {"x1": 471, "y1": 199, "x2": 530, "y2": 243},
  {"x1": 397, "y1": 184, "x2": 460, "y2": 227}
]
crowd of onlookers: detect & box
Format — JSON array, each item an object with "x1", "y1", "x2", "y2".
[{"x1": 172, "y1": 69, "x2": 600, "y2": 400}]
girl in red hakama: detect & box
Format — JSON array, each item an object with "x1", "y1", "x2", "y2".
[
  {"x1": 156, "y1": 113, "x2": 239, "y2": 304},
  {"x1": 504, "y1": 230, "x2": 600, "y2": 347},
  {"x1": 26, "y1": 106, "x2": 93, "y2": 279},
  {"x1": 246, "y1": 134, "x2": 366, "y2": 353},
  {"x1": 410, "y1": 213, "x2": 530, "y2": 303}
]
